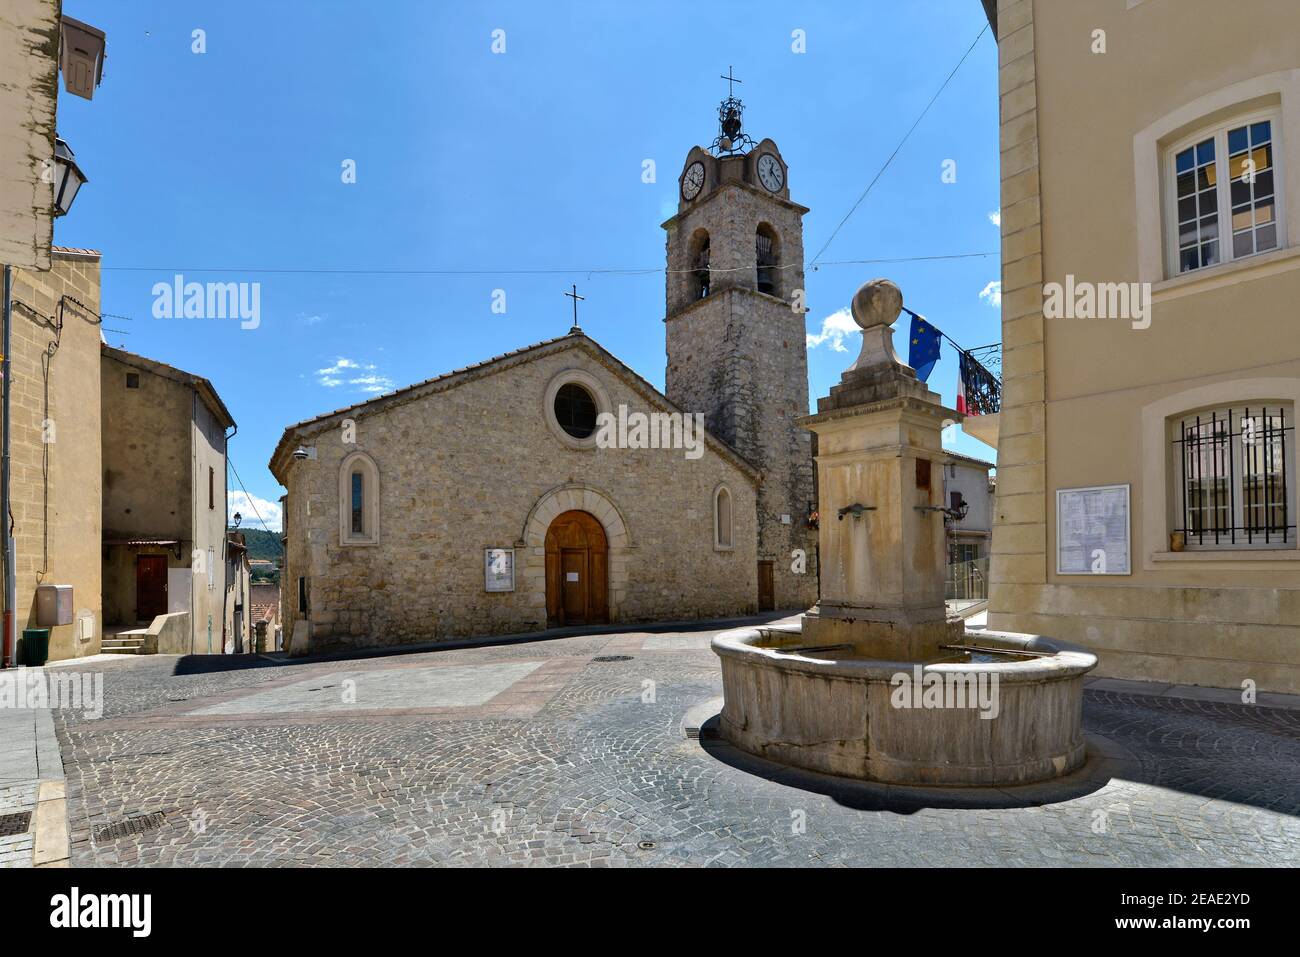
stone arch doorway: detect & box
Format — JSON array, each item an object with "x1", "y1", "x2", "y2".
[{"x1": 545, "y1": 510, "x2": 609, "y2": 627}]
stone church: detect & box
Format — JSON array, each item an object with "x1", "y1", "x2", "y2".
[{"x1": 271, "y1": 102, "x2": 819, "y2": 653}]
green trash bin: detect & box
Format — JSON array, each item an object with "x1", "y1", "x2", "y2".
[{"x1": 21, "y1": 628, "x2": 50, "y2": 667}]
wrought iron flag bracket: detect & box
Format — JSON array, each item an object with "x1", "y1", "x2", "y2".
[{"x1": 837, "y1": 503, "x2": 876, "y2": 521}]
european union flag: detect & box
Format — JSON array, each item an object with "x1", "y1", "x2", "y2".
[{"x1": 908, "y1": 312, "x2": 943, "y2": 382}]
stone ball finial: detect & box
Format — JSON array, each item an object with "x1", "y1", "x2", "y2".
[{"x1": 850, "y1": 279, "x2": 903, "y2": 330}]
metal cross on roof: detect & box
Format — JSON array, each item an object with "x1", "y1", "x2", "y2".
[
  {"x1": 720, "y1": 65, "x2": 742, "y2": 97},
  {"x1": 564, "y1": 283, "x2": 584, "y2": 333}
]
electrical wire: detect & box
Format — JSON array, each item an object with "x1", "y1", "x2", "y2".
[
  {"x1": 97, "y1": 251, "x2": 995, "y2": 279},
  {"x1": 809, "y1": 23, "x2": 990, "y2": 267},
  {"x1": 227, "y1": 455, "x2": 283, "y2": 556}
]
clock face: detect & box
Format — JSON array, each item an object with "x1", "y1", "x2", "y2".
[
  {"x1": 681, "y1": 161, "x2": 705, "y2": 200},
  {"x1": 757, "y1": 153, "x2": 784, "y2": 191}
]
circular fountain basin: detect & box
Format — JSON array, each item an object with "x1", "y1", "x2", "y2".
[{"x1": 711, "y1": 623, "x2": 1097, "y2": 786}]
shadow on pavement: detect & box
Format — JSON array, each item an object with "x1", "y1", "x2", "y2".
[{"x1": 168, "y1": 610, "x2": 800, "y2": 676}]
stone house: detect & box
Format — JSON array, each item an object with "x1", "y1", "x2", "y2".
[
  {"x1": 981, "y1": 0, "x2": 1299, "y2": 692},
  {"x1": 223, "y1": 531, "x2": 251, "y2": 653},
  {"x1": 101, "y1": 345, "x2": 236, "y2": 654}
]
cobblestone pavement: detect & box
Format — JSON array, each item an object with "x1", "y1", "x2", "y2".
[{"x1": 48, "y1": 621, "x2": 1300, "y2": 867}]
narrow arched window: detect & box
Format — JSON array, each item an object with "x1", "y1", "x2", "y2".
[
  {"x1": 714, "y1": 485, "x2": 734, "y2": 550},
  {"x1": 689, "y1": 229, "x2": 711, "y2": 300},
  {"x1": 339, "y1": 451, "x2": 380, "y2": 545},
  {"x1": 756, "y1": 223, "x2": 779, "y2": 296},
  {"x1": 350, "y1": 469, "x2": 365, "y2": 535}
]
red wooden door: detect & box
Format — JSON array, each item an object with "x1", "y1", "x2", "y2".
[{"x1": 136, "y1": 555, "x2": 168, "y2": 621}]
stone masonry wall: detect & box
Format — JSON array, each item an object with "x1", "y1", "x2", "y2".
[
  {"x1": 664, "y1": 180, "x2": 818, "y2": 609},
  {"x1": 280, "y1": 339, "x2": 759, "y2": 651}
]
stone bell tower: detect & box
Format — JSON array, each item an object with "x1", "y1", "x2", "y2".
[{"x1": 662, "y1": 78, "x2": 817, "y2": 610}]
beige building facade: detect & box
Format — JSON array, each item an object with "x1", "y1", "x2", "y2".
[
  {"x1": 984, "y1": 0, "x2": 1300, "y2": 692},
  {"x1": 0, "y1": 0, "x2": 58, "y2": 272},
  {"x1": 5, "y1": 249, "x2": 103, "y2": 661},
  {"x1": 101, "y1": 346, "x2": 236, "y2": 654}
]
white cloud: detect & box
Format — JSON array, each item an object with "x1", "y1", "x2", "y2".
[
  {"x1": 979, "y1": 280, "x2": 1002, "y2": 308},
  {"x1": 300, "y1": 313, "x2": 324, "y2": 325},
  {"x1": 349, "y1": 374, "x2": 395, "y2": 394},
  {"x1": 988, "y1": 209, "x2": 1001, "y2": 228},
  {"x1": 316, "y1": 357, "x2": 393, "y2": 393},
  {"x1": 227, "y1": 490, "x2": 282, "y2": 533},
  {"x1": 805, "y1": 307, "x2": 860, "y2": 353}
]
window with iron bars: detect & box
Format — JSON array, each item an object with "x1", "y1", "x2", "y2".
[{"x1": 1171, "y1": 404, "x2": 1295, "y2": 548}]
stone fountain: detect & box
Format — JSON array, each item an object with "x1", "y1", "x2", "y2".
[{"x1": 712, "y1": 279, "x2": 1096, "y2": 786}]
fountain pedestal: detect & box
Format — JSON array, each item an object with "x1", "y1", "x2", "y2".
[
  {"x1": 799, "y1": 279, "x2": 962, "y2": 661},
  {"x1": 711, "y1": 278, "x2": 1097, "y2": 786}
]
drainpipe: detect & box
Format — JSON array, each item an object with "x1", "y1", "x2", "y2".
[
  {"x1": 2, "y1": 265, "x2": 13, "y2": 667},
  {"x1": 219, "y1": 423, "x2": 235, "y2": 652}
]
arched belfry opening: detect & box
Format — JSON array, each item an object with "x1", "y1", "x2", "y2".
[
  {"x1": 756, "y1": 223, "x2": 780, "y2": 297},
  {"x1": 689, "y1": 228, "x2": 711, "y2": 300}
]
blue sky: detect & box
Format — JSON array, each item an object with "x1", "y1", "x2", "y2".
[{"x1": 55, "y1": 0, "x2": 1000, "y2": 532}]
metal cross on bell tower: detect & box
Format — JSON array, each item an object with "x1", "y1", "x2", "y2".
[
  {"x1": 720, "y1": 65, "x2": 742, "y2": 97},
  {"x1": 711, "y1": 65, "x2": 756, "y2": 156},
  {"x1": 564, "y1": 284, "x2": 584, "y2": 335}
]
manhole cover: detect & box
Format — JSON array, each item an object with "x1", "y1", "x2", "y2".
[
  {"x1": 592, "y1": 655, "x2": 633, "y2": 663},
  {"x1": 0, "y1": 812, "x2": 31, "y2": 837},
  {"x1": 93, "y1": 811, "x2": 166, "y2": 843},
  {"x1": 637, "y1": 840, "x2": 657, "y2": 850}
]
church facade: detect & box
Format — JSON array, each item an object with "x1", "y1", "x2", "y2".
[{"x1": 271, "y1": 113, "x2": 818, "y2": 653}]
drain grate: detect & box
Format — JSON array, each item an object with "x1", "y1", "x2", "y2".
[
  {"x1": 637, "y1": 840, "x2": 657, "y2": 850},
  {"x1": 592, "y1": 655, "x2": 633, "y2": 663},
  {"x1": 93, "y1": 811, "x2": 166, "y2": 843},
  {"x1": 0, "y1": 812, "x2": 31, "y2": 837}
]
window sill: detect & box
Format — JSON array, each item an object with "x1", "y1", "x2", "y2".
[
  {"x1": 1154, "y1": 245, "x2": 1300, "y2": 302},
  {"x1": 1151, "y1": 548, "x2": 1299, "y2": 562},
  {"x1": 340, "y1": 538, "x2": 380, "y2": 547}
]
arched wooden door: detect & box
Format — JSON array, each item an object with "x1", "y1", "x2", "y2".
[{"x1": 545, "y1": 510, "x2": 609, "y2": 627}]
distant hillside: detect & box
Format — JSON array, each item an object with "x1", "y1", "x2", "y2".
[{"x1": 229, "y1": 527, "x2": 283, "y2": 562}]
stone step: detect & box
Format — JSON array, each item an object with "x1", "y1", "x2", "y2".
[{"x1": 101, "y1": 637, "x2": 146, "y2": 655}]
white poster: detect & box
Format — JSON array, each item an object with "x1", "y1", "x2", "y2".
[
  {"x1": 484, "y1": 548, "x2": 515, "y2": 592},
  {"x1": 1056, "y1": 484, "x2": 1131, "y2": 575}
]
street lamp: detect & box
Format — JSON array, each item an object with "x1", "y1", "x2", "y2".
[
  {"x1": 231, "y1": 512, "x2": 243, "y2": 529},
  {"x1": 52, "y1": 138, "x2": 86, "y2": 217}
]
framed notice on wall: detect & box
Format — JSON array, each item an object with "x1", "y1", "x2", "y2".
[
  {"x1": 484, "y1": 548, "x2": 515, "y2": 592},
  {"x1": 1056, "y1": 484, "x2": 1131, "y2": 575}
]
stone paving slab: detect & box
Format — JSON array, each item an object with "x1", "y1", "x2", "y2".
[
  {"x1": 190, "y1": 661, "x2": 545, "y2": 716},
  {"x1": 0, "y1": 706, "x2": 66, "y2": 868}
]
